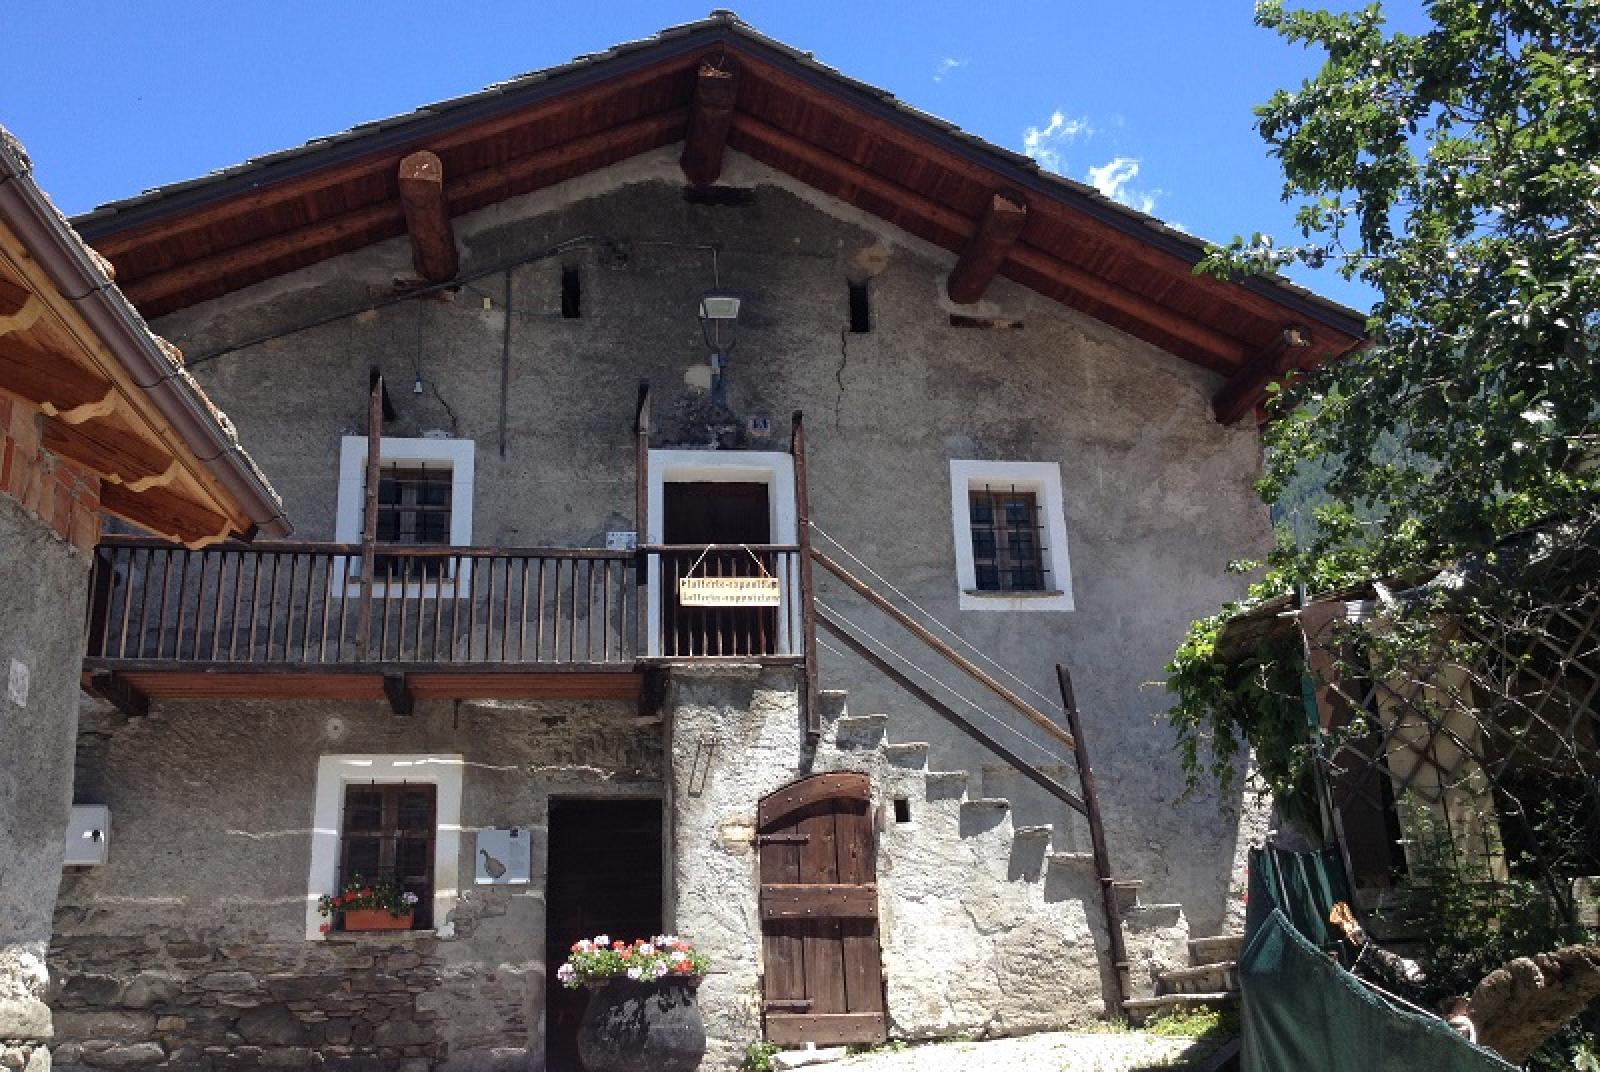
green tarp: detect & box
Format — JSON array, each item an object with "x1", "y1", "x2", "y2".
[{"x1": 1240, "y1": 846, "x2": 1516, "y2": 1072}]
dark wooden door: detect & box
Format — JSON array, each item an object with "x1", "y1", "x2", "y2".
[
  {"x1": 545, "y1": 799, "x2": 663, "y2": 1070},
  {"x1": 662, "y1": 481, "x2": 777, "y2": 656},
  {"x1": 757, "y1": 773, "x2": 886, "y2": 1046}
]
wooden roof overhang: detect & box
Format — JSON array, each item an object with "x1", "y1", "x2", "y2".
[
  {"x1": 0, "y1": 131, "x2": 289, "y2": 546},
  {"x1": 72, "y1": 15, "x2": 1367, "y2": 423}
]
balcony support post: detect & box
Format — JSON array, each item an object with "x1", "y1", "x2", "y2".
[
  {"x1": 383, "y1": 672, "x2": 414, "y2": 717},
  {"x1": 357, "y1": 369, "x2": 384, "y2": 659},
  {"x1": 89, "y1": 671, "x2": 150, "y2": 718},
  {"x1": 791, "y1": 411, "x2": 820, "y2": 738},
  {"x1": 635, "y1": 381, "x2": 650, "y2": 658}
]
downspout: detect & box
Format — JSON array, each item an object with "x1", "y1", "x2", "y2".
[{"x1": 0, "y1": 130, "x2": 290, "y2": 539}]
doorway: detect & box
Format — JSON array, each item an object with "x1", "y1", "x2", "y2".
[
  {"x1": 545, "y1": 799, "x2": 664, "y2": 1070},
  {"x1": 662, "y1": 481, "x2": 776, "y2": 656}
]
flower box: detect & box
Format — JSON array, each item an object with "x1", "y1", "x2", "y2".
[{"x1": 342, "y1": 908, "x2": 414, "y2": 932}]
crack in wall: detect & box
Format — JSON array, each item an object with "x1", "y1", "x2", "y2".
[{"x1": 834, "y1": 326, "x2": 849, "y2": 428}]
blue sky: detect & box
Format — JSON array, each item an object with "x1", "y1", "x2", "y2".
[{"x1": 3, "y1": 1, "x2": 1426, "y2": 313}]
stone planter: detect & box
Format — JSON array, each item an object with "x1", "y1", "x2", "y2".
[
  {"x1": 341, "y1": 908, "x2": 414, "y2": 932},
  {"x1": 576, "y1": 977, "x2": 706, "y2": 1072}
]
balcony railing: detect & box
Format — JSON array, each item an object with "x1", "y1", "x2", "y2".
[{"x1": 86, "y1": 536, "x2": 638, "y2": 668}]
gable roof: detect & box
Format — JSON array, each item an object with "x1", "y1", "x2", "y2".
[{"x1": 70, "y1": 13, "x2": 1366, "y2": 421}]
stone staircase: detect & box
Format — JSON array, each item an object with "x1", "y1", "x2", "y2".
[
  {"x1": 809, "y1": 692, "x2": 1202, "y2": 1035},
  {"x1": 1122, "y1": 933, "x2": 1243, "y2": 1024}
]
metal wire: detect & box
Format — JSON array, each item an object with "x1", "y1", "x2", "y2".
[
  {"x1": 809, "y1": 521, "x2": 1067, "y2": 716},
  {"x1": 816, "y1": 601, "x2": 1071, "y2": 768}
]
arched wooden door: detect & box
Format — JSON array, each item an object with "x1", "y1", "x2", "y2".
[{"x1": 757, "y1": 773, "x2": 886, "y2": 1046}]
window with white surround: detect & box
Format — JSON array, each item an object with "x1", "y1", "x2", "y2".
[
  {"x1": 335, "y1": 437, "x2": 475, "y2": 593},
  {"x1": 948, "y1": 460, "x2": 1075, "y2": 612},
  {"x1": 305, "y1": 753, "x2": 463, "y2": 940}
]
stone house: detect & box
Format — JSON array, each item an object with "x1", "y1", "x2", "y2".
[
  {"x1": 35, "y1": 15, "x2": 1365, "y2": 1072},
  {"x1": 0, "y1": 127, "x2": 286, "y2": 1072}
]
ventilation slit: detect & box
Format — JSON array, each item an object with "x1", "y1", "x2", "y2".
[
  {"x1": 561, "y1": 267, "x2": 582, "y2": 319},
  {"x1": 848, "y1": 280, "x2": 870, "y2": 334},
  {"x1": 893, "y1": 798, "x2": 912, "y2": 824}
]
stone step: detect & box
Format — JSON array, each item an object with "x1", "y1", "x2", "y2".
[
  {"x1": 832, "y1": 713, "x2": 888, "y2": 749},
  {"x1": 1188, "y1": 934, "x2": 1244, "y2": 967},
  {"x1": 883, "y1": 742, "x2": 930, "y2": 769},
  {"x1": 922, "y1": 770, "x2": 970, "y2": 798},
  {"x1": 957, "y1": 798, "x2": 1011, "y2": 837},
  {"x1": 1157, "y1": 961, "x2": 1238, "y2": 996},
  {"x1": 1110, "y1": 878, "x2": 1143, "y2": 910},
  {"x1": 1122, "y1": 991, "x2": 1239, "y2": 1025},
  {"x1": 1047, "y1": 851, "x2": 1095, "y2": 867},
  {"x1": 1013, "y1": 824, "x2": 1053, "y2": 842}
]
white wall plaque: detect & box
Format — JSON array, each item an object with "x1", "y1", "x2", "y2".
[{"x1": 475, "y1": 827, "x2": 532, "y2": 885}]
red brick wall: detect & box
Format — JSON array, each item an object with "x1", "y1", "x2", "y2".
[{"x1": 0, "y1": 394, "x2": 103, "y2": 553}]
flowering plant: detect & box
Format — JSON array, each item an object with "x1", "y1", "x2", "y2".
[
  {"x1": 556, "y1": 934, "x2": 709, "y2": 989},
  {"x1": 316, "y1": 876, "x2": 419, "y2": 921}
]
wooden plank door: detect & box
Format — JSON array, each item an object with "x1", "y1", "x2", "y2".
[{"x1": 758, "y1": 773, "x2": 886, "y2": 1046}]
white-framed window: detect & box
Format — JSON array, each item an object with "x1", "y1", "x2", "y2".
[
  {"x1": 948, "y1": 460, "x2": 1075, "y2": 612},
  {"x1": 335, "y1": 437, "x2": 475, "y2": 595},
  {"x1": 304, "y1": 753, "x2": 464, "y2": 940}
]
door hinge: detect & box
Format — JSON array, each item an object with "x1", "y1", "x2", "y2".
[{"x1": 757, "y1": 834, "x2": 810, "y2": 845}]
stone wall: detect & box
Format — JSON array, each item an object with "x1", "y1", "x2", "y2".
[
  {"x1": 48, "y1": 933, "x2": 445, "y2": 1071},
  {"x1": 52, "y1": 697, "x2": 661, "y2": 1071},
  {"x1": 0, "y1": 464, "x2": 94, "y2": 1072},
  {"x1": 150, "y1": 146, "x2": 1271, "y2": 937}
]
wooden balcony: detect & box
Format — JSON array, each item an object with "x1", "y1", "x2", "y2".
[{"x1": 81, "y1": 536, "x2": 803, "y2": 713}]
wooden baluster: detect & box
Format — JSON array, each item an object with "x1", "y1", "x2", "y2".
[
  {"x1": 153, "y1": 549, "x2": 173, "y2": 660},
  {"x1": 465, "y1": 556, "x2": 478, "y2": 662},
  {"x1": 210, "y1": 551, "x2": 228, "y2": 662},
  {"x1": 188, "y1": 550, "x2": 208, "y2": 662},
  {"x1": 397, "y1": 556, "x2": 410, "y2": 661},
  {"x1": 501, "y1": 556, "x2": 513, "y2": 663},
  {"x1": 601, "y1": 559, "x2": 612, "y2": 663},
  {"x1": 282, "y1": 552, "x2": 299, "y2": 663},
  {"x1": 449, "y1": 555, "x2": 462, "y2": 664},
  {"x1": 264, "y1": 552, "x2": 283, "y2": 662},
  {"x1": 302, "y1": 553, "x2": 317, "y2": 662},
  {"x1": 335, "y1": 555, "x2": 350, "y2": 662},
  {"x1": 568, "y1": 556, "x2": 579, "y2": 664},
  {"x1": 518, "y1": 557, "x2": 531, "y2": 662},
  {"x1": 535, "y1": 559, "x2": 547, "y2": 662},
  {"x1": 116, "y1": 548, "x2": 136, "y2": 658},
  {"x1": 319, "y1": 554, "x2": 334, "y2": 662},
  {"x1": 379, "y1": 558, "x2": 393, "y2": 661}
]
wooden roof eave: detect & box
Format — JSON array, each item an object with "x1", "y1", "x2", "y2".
[
  {"x1": 66, "y1": 19, "x2": 1367, "y2": 400},
  {"x1": 0, "y1": 136, "x2": 290, "y2": 546}
]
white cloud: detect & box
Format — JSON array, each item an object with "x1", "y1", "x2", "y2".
[
  {"x1": 1086, "y1": 156, "x2": 1162, "y2": 215},
  {"x1": 1021, "y1": 110, "x2": 1092, "y2": 174},
  {"x1": 933, "y1": 57, "x2": 967, "y2": 82}
]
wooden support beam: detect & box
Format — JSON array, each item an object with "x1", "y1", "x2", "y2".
[
  {"x1": 42, "y1": 416, "x2": 180, "y2": 491},
  {"x1": 1212, "y1": 325, "x2": 1313, "y2": 424},
  {"x1": 357, "y1": 369, "x2": 383, "y2": 659},
  {"x1": 727, "y1": 113, "x2": 1248, "y2": 367},
  {"x1": 946, "y1": 192, "x2": 1028, "y2": 304},
  {"x1": 90, "y1": 671, "x2": 150, "y2": 718},
  {"x1": 680, "y1": 56, "x2": 739, "y2": 187},
  {"x1": 398, "y1": 151, "x2": 459, "y2": 282},
  {"x1": 122, "y1": 110, "x2": 688, "y2": 311},
  {"x1": 99, "y1": 482, "x2": 233, "y2": 549},
  {"x1": 383, "y1": 672, "x2": 414, "y2": 717},
  {"x1": 0, "y1": 336, "x2": 113, "y2": 414},
  {"x1": 0, "y1": 276, "x2": 43, "y2": 335}
]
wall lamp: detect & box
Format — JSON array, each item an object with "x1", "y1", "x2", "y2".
[{"x1": 698, "y1": 288, "x2": 742, "y2": 406}]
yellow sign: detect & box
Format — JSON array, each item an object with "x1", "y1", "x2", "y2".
[{"x1": 678, "y1": 576, "x2": 782, "y2": 607}]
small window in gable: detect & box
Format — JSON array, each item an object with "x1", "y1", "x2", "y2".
[{"x1": 948, "y1": 460, "x2": 1074, "y2": 612}]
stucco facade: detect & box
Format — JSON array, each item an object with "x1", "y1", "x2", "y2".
[{"x1": 48, "y1": 148, "x2": 1271, "y2": 1068}]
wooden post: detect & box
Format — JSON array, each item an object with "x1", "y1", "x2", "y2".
[
  {"x1": 680, "y1": 56, "x2": 739, "y2": 187},
  {"x1": 398, "y1": 150, "x2": 459, "y2": 281},
  {"x1": 946, "y1": 191, "x2": 1028, "y2": 304},
  {"x1": 1057, "y1": 663, "x2": 1130, "y2": 1017},
  {"x1": 792, "y1": 411, "x2": 821, "y2": 737},
  {"x1": 1212, "y1": 325, "x2": 1312, "y2": 424},
  {"x1": 635, "y1": 382, "x2": 651, "y2": 661},
  {"x1": 357, "y1": 369, "x2": 384, "y2": 659}
]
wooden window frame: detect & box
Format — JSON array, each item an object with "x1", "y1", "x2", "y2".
[
  {"x1": 948, "y1": 460, "x2": 1075, "y2": 612},
  {"x1": 336, "y1": 783, "x2": 438, "y2": 931},
  {"x1": 967, "y1": 486, "x2": 1047, "y2": 593}
]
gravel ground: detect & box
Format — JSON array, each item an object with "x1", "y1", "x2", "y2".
[{"x1": 827, "y1": 1030, "x2": 1229, "y2": 1072}]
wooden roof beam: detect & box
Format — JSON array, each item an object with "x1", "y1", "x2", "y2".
[
  {"x1": 0, "y1": 336, "x2": 114, "y2": 414},
  {"x1": 398, "y1": 151, "x2": 459, "y2": 282},
  {"x1": 42, "y1": 417, "x2": 181, "y2": 492},
  {"x1": 123, "y1": 110, "x2": 689, "y2": 311},
  {"x1": 728, "y1": 113, "x2": 1247, "y2": 367},
  {"x1": 99, "y1": 481, "x2": 234, "y2": 550},
  {"x1": 680, "y1": 56, "x2": 739, "y2": 187},
  {"x1": 0, "y1": 275, "x2": 45, "y2": 335},
  {"x1": 1213, "y1": 326, "x2": 1313, "y2": 424},
  {"x1": 947, "y1": 192, "x2": 1028, "y2": 304}
]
